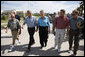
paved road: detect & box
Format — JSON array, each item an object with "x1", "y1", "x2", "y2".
[{"x1": 1, "y1": 24, "x2": 84, "y2": 56}]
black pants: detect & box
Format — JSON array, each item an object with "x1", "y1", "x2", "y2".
[
  {"x1": 39, "y1": 26, "x2": 48, "y2": 47},
  {"x1": 80, "y1": 28, "x2": 84, "y2": 38},
  {"x1": 27, "y1": 27, "x2": 35, "y2": 46},
  {"x1": 69, "y1": 29, "x2": 80, "y2": 53}
]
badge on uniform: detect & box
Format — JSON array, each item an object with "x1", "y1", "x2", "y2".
[{"x1": 77, "y1": 21, "x2": 83, "y2": 29}]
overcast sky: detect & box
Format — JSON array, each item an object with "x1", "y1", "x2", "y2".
[{"x1": 1, "y1": 1, "x2": 82, "y2": 14}]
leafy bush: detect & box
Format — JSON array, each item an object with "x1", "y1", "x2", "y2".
[{"x1": 1, "y1": 15, "x2": 8, "y2": 20}]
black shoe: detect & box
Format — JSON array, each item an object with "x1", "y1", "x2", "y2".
[
  {"x1": 44, "y1": 43, "x2": 47, "y2": 47},
  {"x1": 31, "y1": 42, "x2": 35, "y2": 45},
  {"x1": 28, "y1": 46, "x2": 31, "y2": 50},
  {"x1": 54, "y1": 32, "x2": 55, "y2": 36},
  {"x1": 40, "y1": 46, "x2": 43, "y2": 49},
  {"x1": 73, "y1": 51, "x2": 77, "y2": 56},
  {"x1": 68, "y1": 47, "x2": 72, "y2": 53},
  {"x1": 69, "y1": 47, "x2": 72, "y2": 50}
]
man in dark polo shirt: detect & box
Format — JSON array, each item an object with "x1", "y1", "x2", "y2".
[{"x1": 67, "y1": 10, "x2": 84, "y2": 56}]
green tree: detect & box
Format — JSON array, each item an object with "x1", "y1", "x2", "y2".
[
  {"x1": 1, "y1": 15, "x2": 8, "y2": 20},
  {"x1": 77, "y1": 1, "x2": 84, "y2": 16},
  {"x1": 19, "y1": 14, "x2": 23, "y2": 18},
  {"x1": 80, "y1": 1, "x2": 84, "y2": 15}
]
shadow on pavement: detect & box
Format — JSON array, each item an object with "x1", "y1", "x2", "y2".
[
  {"x1": 1, "y1": 39, "x2": 84, "y2": 56},
  {"x1": 1, "y1": 36, "x2": 12, "y2": 38},
  {"x1": 23, "y1": 47, "x2": 61, "y2": 56},
  {"x1": 78, "y1": 45, "x2": 84, "y2": 51},
  {"x1": 1, "y1": 45, "x2": 10, "y2": 54},
  {"x1": 1, "y1": 44, "x2": 28, "y2": 54},
  {"x1": 1, "y1": 44, "x2": 61, "y2": 56}
]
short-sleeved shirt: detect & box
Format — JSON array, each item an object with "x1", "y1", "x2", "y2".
[
  {"x1": 38, "y1": 16, "x2": 50, "y2": 27},
  {"x1": 70, "y1": 16, "x2": 84, "y2": 30},
  {"x1": 7, "y1": 18, "x2": 21, "y2": 31},
  {"x1": 24, "y1": 16, "x2": 38, "y2": 28},
  {"x1": 54, "y1": 16, "x2": 70, "y2": 29}
]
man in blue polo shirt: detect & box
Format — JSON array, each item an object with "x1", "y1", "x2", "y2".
[
  {"x1": 22, "y1": 10, "x2": 38, "y2": 50},
  {"x1": 36, "y1": 10, "x2": 50, "y2": 49}
]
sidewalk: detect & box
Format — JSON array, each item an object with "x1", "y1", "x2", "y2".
[{"x1": 1, "y1": 24, "x2": 84, "y2": 56}]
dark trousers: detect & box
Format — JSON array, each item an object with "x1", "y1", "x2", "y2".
[
  {"x1": 39, "y1": 26, "x2": 48, "y2": 47},
  {"x1": 27, "y1": 27, "x2": 35, "y2": 46},
  {"x1": 69, "y1": 29, "x2": 80, "y2": 53},
  {"x1": 80, "y1": 28, "x2": 84, "y2": 38}
]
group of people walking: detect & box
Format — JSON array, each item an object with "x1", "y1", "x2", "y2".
[{"x1": 5, "y1": 9, "x2": 84, "y2": 56}]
